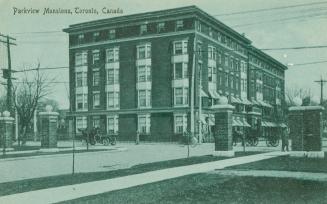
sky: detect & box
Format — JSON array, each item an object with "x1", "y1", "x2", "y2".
[{"x1": 0, "y1": 0, "x2": 327, "y2": 109}]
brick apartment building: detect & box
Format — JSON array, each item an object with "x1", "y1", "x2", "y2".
[{"x1": 63, "y1": 6, "x2": 287, "y2": 142}]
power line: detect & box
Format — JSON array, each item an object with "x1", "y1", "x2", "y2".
[
  {"x1": 214, "y1": 1, "x2": 327, "y2": 16},
  {"x1": 290, "y1": 60, "x2": 327, "y2": 66},
  {"x1": 261, "y1": 45, "x2": 327, "y2": 51},
  {"x1": 231, "y1": 11, "x2": 327, "y2": 28}
]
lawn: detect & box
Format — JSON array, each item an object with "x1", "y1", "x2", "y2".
[
  {"x1": 227, "y1": 152, "x2": 327, "y2": 173},
  {"x1": 0, "y1": 151, "x2": 259, "y2": 196},
  {"x1": 58, "y1": 173, "x2": 327, "y2": 204},
  {"x1": 0, "y1": 148, "x2": 112, "y2": 160}
]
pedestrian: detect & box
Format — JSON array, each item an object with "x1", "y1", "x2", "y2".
[
  {"x1": 281, "y1": 128, "x2": 289, "y2": 151},
  {"x1": 135, "y1": 131, "x2": 140, "y2": 145}
]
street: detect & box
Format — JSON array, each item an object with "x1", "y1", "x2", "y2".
[{"x1": 0, "y1": 140, "x2": 290, "y2": 183}]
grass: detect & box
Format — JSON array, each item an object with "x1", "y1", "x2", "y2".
[
  {"x1": 227, "y1": 152, "x2": 327, "y2": 173},
  {"x1": 58, "y1": 173, "x2": 327, "y2": 204},
  {"x1": 0, "y1": 151, "x2": 259, "y2": 196},
  {"x1": 0, "y1": 148, "x2": 112, "y2": 160}
]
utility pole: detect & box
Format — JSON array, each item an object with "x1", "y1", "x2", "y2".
[
  {"x1": 314, "y1": 76, "x2": 327, "y2": 105},
  {"x1": 190, "y1": 36, "x2": 196, "y2": 136},
  {"x1": 0, "y1": 33, "x2": 16, "y2": 154},
  {"x1": 198, "y1": 64, "x2": 202, "y2": 144},
  {"x1": 0, "y1": 34, "x2": 16, "y2": 115}
]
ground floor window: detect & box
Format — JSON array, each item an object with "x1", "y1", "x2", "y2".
[
  {"x1": 138, "y1": 114, "x2": 151, "y2": 134},
  {"x1": 107, "y1": 115, "x2": 119, "y2": 134},
  {"x1": 174, "y1": 114, "x2": 188, "y2": 133},
  {"x1": 92, "y1": 116, "x2": 100, "y2": 128},
  {"x1": 76, "y1": 116, "x2": 87, "y2": 132}
]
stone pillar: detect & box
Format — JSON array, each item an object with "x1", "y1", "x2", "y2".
[
  {"x1": 288, "y1": 106, "x2": 324, "y2": 158},
  {"x1": 39, "y1": 105, "x2": 59, "y2": 150},
  {"x1": 211, "y1": 103, "x2": 235, "y2": 157},
  {"x1": 0, "y1": 111, "x2": 14, "y2": 151}
]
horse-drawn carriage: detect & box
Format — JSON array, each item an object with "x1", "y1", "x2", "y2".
[{"x1": 78, "y1": 128, "x2": 117, "y2": 146}]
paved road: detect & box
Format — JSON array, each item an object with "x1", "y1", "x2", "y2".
[{"x1": 1, "y1": 139, "x2": 326, "y2": 183}]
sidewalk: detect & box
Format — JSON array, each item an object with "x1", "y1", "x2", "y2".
[
  {"x1": 211, "y1": 169, "x2": 327, "y2": 182},
  {"x1": 0, "y1": 151, "x2": 288, "y2": 204}
]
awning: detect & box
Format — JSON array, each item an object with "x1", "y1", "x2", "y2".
[
  {"x1": 242, "y1": 120, "x2": 251, "y2": 127},
  {"x1": 261, "y1": 121, "x2": 269, "y2": 127},
  {"x1": 251, "y1": 99, "x2": 260, "y2": 106},
  {"x1": 232, "y1": 119, "x2": 243, "y2": 127},
  {"x1": 258, "y1": 100, "x2": 273, "y2": 108},
  {"x1": 208, "y1": 89, "x2": 220, "y2": 99},
  {"x1": 279, "y1": 123, "x2": 288, "y2": 128},
  {"x1": 200, "y1": 89, "x2": 208, "y2": 97},
  {"x1": 240, "y1": 98, "x2": 252, "y2": 105},
  {"x1": 231, "y1": 96, "x2": 242, "y2": 104}
]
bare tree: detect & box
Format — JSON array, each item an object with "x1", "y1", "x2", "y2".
[
  {"x1": 285, "y1": 87, "x2": 313, "y2": 107},
  {"x1": 13, "y1": 65, "x2": 53, "y2": 145}
]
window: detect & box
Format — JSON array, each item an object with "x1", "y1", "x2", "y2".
[
  {"x1": 92, "y1": 116, "x2": 100, "y2": 128},
  {"x1": 174, "y1": 87, "x2": 188, "y2": 106},
  {"x1": 176, "y1": 20, "x2": 183, "y2": 31},
  {"x1": 224, "y1": 54, "x2": 229, "y2": 67},
  {"x1": 93, "y1": 92, "x2": 100, "y2": 108},
  {"x1": 158, "y1": 22, "x2": 165, "y2": 32},
  {"x1": 93, "y1": 32, "x2": 100, "y2": 42},
  {"x1": 208, "y1": 66, "x2": 217, "y2": 83},
  {"x1": 140, "y1": 24, "x2": 147, "y2": 35},
  {"x1": 225, "y1": 73, "x2": 229, "y2": 87},
  {"x1": 137, "y1": 44, "x2": 151, "y2": 59},
  {"x1": 76, "y1": 116, "x2": 87, "y2": 132},
  {"x1": 92, "y1": 50, "x2": 100, "y2": 65},
  {"x1": 77, "y1": 34, "x2": 84, "y2": 44},
  {"x1": 106, "y1": 69, "x2": 119, "y2": 85},
  {"x1": 107, "y1": 92, "x2": 119, "y2": 109},
  {"x1": 173, "y1": 40, "x2": 188, "y2": 55},
  {"x1": 230, "y1": 76, "x2": 234, "y2": 89},
  {"x1": 138, "y1": 90, "x2": 151, "y2": 108},
  {"x1": 218, "y1": 52, "x2": 222, "y2": 65},
  {"x1": 137, "y1": 66, "x2": 151, "y2": 82},
  {"x1": 106, "y1": 47, "x2": 119, "y2": 62},
  {"x1": 93, "y1": 71, "x2": 100, "y2": 86},
  {"x1": 107, "y1": 115, "x2": 119, "y2": 134},
  {"x1": 76, "y1": 72, "x2": 87, "y2": 87},
  {"x1": 174, "y1": 114, "x2": 187, "y2": 133},
  {"x1": 197, "y1": 42, "x2": 202, "y2": 58},
  {"x1": 109, "y1": 29, "x2": 116, "y2": 40},
  {"x1": 208, "y1": 46, "x2": 216, "y2": 60},
  {"x1": 174, "y1": 63, "x2": 188, "y2": 79},
  {"x1": 138, "y1": 114, "x2": 151, "y2": 134},
  {"x1": 76, "y1": 94, "x2": 88, "y2": 110},
  {"x1": 75, "y1": 51, "x2": 87, "y2": 66}
]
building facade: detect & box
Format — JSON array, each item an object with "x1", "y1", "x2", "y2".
[{"x1": 63, "y1": 6, "x2": 287, "y2": 142}]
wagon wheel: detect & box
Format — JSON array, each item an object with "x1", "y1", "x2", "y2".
[
  {"x1": 102, "y1": 138, "x2": 110, "y2": 146},
  {"x1": 111, "y1": 137, "x2": 117, "y2": 145},
  {"x1": 270, "y1": 138, "x2": 280, "y2": 147},
  {"x1": 266, "y1": 138, "x2": 271, "y2": 147},
  {"x1": 252, "y1": 137, "x2": 259, "y2": 146}
]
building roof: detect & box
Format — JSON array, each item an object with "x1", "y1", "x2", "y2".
[
  {"x1": 63, "y1": 5, "x2": 251, "y2": 44},
  {"x1": 249, "y1": 46, "x2": 288, "y2": 70}
]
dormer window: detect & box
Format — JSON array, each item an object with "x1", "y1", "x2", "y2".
[
  {"x1": 140, "y1": 24, "x2": 147, "y2": 35},
  {"x1": 93, "y1": 32, "x2": 100, "y2": 42},
  {"x1": 109, "y1": 29, "x2": 116, "y2": 40},
  {"x1": 176, "y1": 20, "x2": 183, "y2": 31},
  {"x1": 158, "y1": 22, "x2": 165, "y2": 33}
]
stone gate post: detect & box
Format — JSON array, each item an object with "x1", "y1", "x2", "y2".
[
  {"x1": 0, "y1": 111, "x2": 15, "y2": 152},
  {"x1": 211, "y1": 102, "x2": 235, "y2": 157},
  {"x1": 39, "y1": 105, "x2": 59, "y2": 149},
  {"x1": 288, "y1": 105, "x2": 324, "y2": 158}
]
